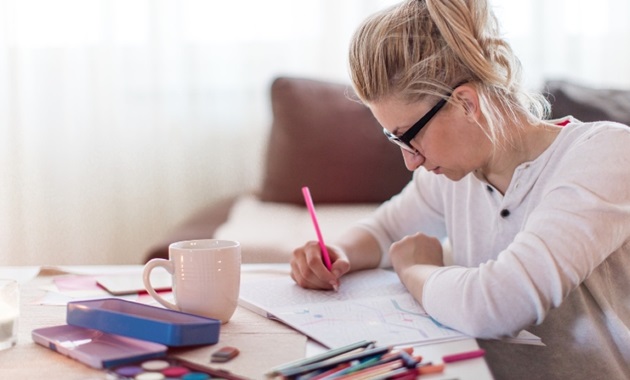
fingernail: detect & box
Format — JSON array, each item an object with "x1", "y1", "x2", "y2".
[{"x1": 330, "y1": 281, "x2": 339, "y2": 292}]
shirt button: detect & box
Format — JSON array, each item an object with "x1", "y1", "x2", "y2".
[
  {"x1": 500, "y1": 209, "x2": 510, "y2": 218},
  {"x1": 486, "y1": 185, "x2": 494, "y2": 192}
]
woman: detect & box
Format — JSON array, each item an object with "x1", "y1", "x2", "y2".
[{"x1": 289, "y1": 0, "x2": 630, "y2": 379}]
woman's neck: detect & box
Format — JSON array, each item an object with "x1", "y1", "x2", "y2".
[{"x1": 478, "y1": 122, "x2": 561, "y2": 194}]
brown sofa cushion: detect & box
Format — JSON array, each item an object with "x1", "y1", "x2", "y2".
[
  {"x1": 260, "y1": 76, "x2": 412, "y2": 204},
  {"x1": 546, "y1": 80, "x2": 630, "y2": 125},
  {"x1": 143, "y1": 195, "x2": 238, "y2": 262}
]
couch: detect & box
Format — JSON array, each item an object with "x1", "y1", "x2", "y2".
[{"x1": 144, "y1": 77, "x2": 630, "y2": 264}]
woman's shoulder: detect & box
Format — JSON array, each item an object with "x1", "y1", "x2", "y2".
[
  {"x1": 545, "y1": 118, "x2": 630, "y2": 189},
  {"x1": 560, "y1": 117, "x2": 630, "y2": 138},
  {"x1": 552, "y1": 118, "x2": 630, "y2": 156}
]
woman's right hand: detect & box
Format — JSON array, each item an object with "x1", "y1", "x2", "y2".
[{"x1": 290, "y1": 241, "x2": 350, "y2": 290}]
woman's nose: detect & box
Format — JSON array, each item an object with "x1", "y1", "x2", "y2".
[{"x1": 401, "y1": 149, "x2": 425, "y2": 171}]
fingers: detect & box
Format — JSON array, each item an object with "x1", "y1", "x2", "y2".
[
  {"x1": 329, "y1": 258, "x2": 350, "y2": 290},
  {"x1": 291, "y1": 241, "x2": 334, "y2": 289},
  {"x1": 390, "y1": 233, "x2": 444, "y2": 270},
  {"x1": 290, "y1": 241, "x2": 344, "y2": 290},
  {"x1": 290, "y1": 255, "x2": 324, "y2": 289}
]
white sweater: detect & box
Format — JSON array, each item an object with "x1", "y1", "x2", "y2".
[{"x1": 359, "y1": 119, "x2": 630, "y2": 379}]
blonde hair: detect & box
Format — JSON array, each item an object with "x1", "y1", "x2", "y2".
[{"x1": 348, "y1": 0, "x2": 550, "y2": 146}]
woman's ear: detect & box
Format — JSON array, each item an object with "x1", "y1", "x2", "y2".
[{"x1": 453, "y1": 85, "x2": 481, "y2": 120}]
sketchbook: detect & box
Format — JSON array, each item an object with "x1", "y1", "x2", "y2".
[
  {"x1": 239, "y1": 268, "x2": 543, "y2": 349},
  {"x1": 240, "y1": 269, "x2": 467, "y2": 348}
]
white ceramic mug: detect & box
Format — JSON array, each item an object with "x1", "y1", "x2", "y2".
[{"x1": 143, "y1": 239, "x2": 241, "y2": 323}]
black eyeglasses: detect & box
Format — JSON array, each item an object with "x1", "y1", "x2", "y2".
[{"x1": 383, "y1": 83, "x2": 464, "y2": 154}]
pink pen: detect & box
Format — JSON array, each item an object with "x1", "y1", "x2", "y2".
[
  {"x1": 442, "y1": 348, "x2": 486, "y2": 363},
  {"x1": 302, "y1": 186, "x2": 333, "y2": 271}
]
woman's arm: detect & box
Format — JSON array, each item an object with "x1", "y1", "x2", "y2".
[{"x1": 389, "y1": 232, "x2": 445, "y2": 304}]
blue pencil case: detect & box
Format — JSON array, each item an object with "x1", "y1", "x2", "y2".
[{"x1": 66, "y1": 298, "x2": 221, "y2": 347}]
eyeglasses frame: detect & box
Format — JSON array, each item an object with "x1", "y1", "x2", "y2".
[{"x1": 382, "y1": 82, "x2": 465, "y2": 154}]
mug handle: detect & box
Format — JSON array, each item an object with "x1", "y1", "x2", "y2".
[{"x1": 142, "y1": 258, "x2": 179, "y2": 311}]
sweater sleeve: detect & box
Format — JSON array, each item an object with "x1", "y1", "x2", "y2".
[{"x1": 423, "y1": 125, "x2": 630, "y2": 338}]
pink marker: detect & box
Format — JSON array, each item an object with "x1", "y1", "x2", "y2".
[
  {"x1": 302, "y1": 186, "x2": 332, "y2": 271},
  {"x1": 442, "y1": 348, "x2": 486, "y2": 363}
]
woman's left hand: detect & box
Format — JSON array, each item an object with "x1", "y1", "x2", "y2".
[
  {"x1": 390, "y1": 232, "x2": 444, "y2": 269},
  {"x1": 389, "y1": 233, "x2": 444, "y2": 301}
]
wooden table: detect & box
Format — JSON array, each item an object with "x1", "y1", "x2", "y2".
[{"x1": 0, "y1": 265, "x2": 493, "y2": 379}]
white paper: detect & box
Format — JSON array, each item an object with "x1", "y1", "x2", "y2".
[{"x1": 239, "y1": 269, "x2": 468, "y2": 348}]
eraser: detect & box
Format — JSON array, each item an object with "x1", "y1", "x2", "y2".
[{"x1": 211, "y1": 346, "x2": 239, "y2": 363}]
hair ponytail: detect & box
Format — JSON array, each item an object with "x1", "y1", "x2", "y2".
[{"x1": 426, "y1": 0, "x2": 514, "y2": 87}]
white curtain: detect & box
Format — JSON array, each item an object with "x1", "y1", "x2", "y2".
[
  {"x1": 493, "y1": 0, "x2": 630, "y2": 88},
  {"x1": 1, "y1": 0, "x2": 629, "y2": 265}
]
